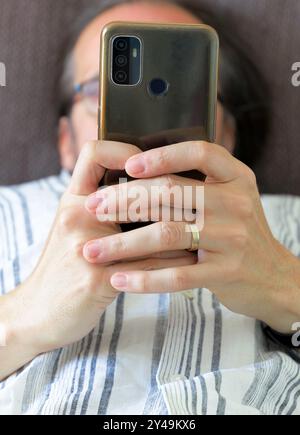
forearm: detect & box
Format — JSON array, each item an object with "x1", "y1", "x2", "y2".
[{"x1": 0, "y1": 285, "x2": 39, "y2": 382}]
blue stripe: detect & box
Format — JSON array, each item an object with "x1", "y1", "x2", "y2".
[
  {"x1": 57, "y1": 171, "x2": 71, "y2": 190},
  {"x1": 211, "y1": 294, "x2": 226, "y2": 414},
  {"x1": 81, "y1": 314, "x2": 106, "y2": 415},
  {"x1": 178, "y1": 298, "x2": 190, "y2": 373},
  {"x1": 0, "y1": 378, "x2": 7, "y2": 390},
  {"x1": 287, "y1": 386, "x2": 300, "y2": 415},
  {"x1": 190, "y1": 378, "x2": 197, "y2": 414},
  {"x1": 143, "y1": 294, "x2": 169, "y2": 414},
  {"x1": 214, "y1": 371, "x2": 226, "y2": 415},
  {"x1": 185, "y1": 297, "x2": 197, "y2": 378},
  {"x1": 160, "y1": 293, "x2": 179, "y2": 382},
  {"x1": 0, "y1": 203, "x2": 11, "y2": 261},
  {"x1": 98, "y1": 293, "x2": 125, "y2": 414},
  {"x1": 0, "y1": 268, "x2": 4, "y2": 295},
  {"x1": 157, "y1": 391, "x2": 169, "y2": 415},
  {"x1": 274, "y1": 368, "x2": 298, "y2": 414},
  {"x1": 242, "y1": 321, "x2": 265, "y2": 407},
  {"x1": 35, "y1": 349, "x2": 63, "y2": 414},
  {"x1": 0, "y1": 193, "x2": 20, "y2": 286},
  {"x1": 211, "y1": 295, "x2": 222, "y2": 372},
  {"x1": 199, "y1": 375, "x2": 208, "y2": 415},
  {"x1": 278, "y1": 360, "x2": 300, "y2": 415},
  {"x1": 195, "y1": 289, "x2": 205, "y2": 376},
  {"x1": 43, "y1": 179, "x2": 62, "y2": 200},
  {"x1": 257, "y1": 354, "x2": 283, "y2": 411},
  {"x1": 69, "y1": 332, "x2": 94, "y2": 414},
  {"x1": 11, "y1": 187, "x2": 33, "y2": 246},
  {"x1": 62, "y1": 339, "x2": 86, "y2": 415},
  {"x1": 244, "y1": 353, "x2": 284, "y2": 413}
]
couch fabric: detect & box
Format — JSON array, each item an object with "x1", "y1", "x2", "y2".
[{"x1": 0, "y1": 0, "x2": 299, "y2": 194}]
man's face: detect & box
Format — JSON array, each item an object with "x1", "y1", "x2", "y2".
[{"x1": 58, "y1": 1, "x2": 235, "y2": 172}]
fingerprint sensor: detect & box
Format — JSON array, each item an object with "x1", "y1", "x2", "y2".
[{"x1": 148, "y1": 78, "x2": 169, "y2": 97}]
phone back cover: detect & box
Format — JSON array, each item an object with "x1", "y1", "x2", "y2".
[{"x1": 99, "y1": 22, "x2": 219, "y2": 184}]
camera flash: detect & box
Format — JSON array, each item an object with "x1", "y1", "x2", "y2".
[{"x1": 132, "y1": 48, "x2": 138, "y2": 58}]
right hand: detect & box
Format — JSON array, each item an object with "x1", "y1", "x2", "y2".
[{"x1": 5, "y1": 141, "x2": 195, "y2": 357}]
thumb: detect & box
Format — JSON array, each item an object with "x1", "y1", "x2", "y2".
[{"x1": 67, "y1": 140, "x2": 142, "y2": 196}]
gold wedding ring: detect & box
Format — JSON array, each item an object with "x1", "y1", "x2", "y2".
[{"x1": 187, "y1": 224, "x2": 201, "y2": 252}]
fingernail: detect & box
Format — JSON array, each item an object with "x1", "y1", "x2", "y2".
[
  {"x1": 126, "y1": 157, "x2": 145, "y2": 175},
  {"x1": 86, "y1": 194, "x2": 103, "y2": 211},
  {"x1": 84, "y1": 241, "x2": 101, "y2": 259},
  {"x1": 111, "y1": 273, "x2": 128, "y2": 290}
]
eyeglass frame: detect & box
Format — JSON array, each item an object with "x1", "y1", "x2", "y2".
[
  {"x1": 68, "y1": 75, "x2": 223, "y2": 117},
  {"x1": 69, "y1": 75, "x2": 99, "y2": 116}
]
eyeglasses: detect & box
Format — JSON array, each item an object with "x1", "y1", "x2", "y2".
[
  {"x1": 73, "y1": 76, "x2": 99, "y2": 116},
  {"x1": 71, "y1": 76, "x2": 223, "y2": 117}
]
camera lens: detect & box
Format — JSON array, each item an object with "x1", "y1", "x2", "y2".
[
  {"x1": 115, "y1": 70, "x2": 127, "y2": 83},
  {"x1": 115, "y1": 39, "x2": 127, "y2": 51},
  {"x1": 115, "y1": 55, "x2": 127, "y2": 67}
]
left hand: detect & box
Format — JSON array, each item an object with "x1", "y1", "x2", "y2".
[{"x1": 84, "y1": 141, "x2": 300, "y2": 333}]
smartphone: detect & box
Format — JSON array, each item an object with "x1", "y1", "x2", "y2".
[{"x1": 98, "y1": 21, "x2": 219, "y2": 229}]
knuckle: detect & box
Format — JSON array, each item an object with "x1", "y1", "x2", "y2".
[
  {"x1": 82, "y1": 274, "x2": 97, "y2": 294},
  {"x1": 81, "y1": 141, "x2": 97, "y2": 158},
  {"x1": 173, "y1": 268, "x2": 188, "y2": 290},
  {"x1": 72, "y1": 239, "x2": 86, "y2": 258},
  {"x1": 230, "y1": 227, "x2": 249, "y2": 249},
  {"x1": 197, "y1": 140, "x2": 209, "y2": 152},
  {"x1": 236, "y1": 196, "x2": 254, "y2": 219},
  {"x1": 159, "y1": 222, "x2": 183, "y2": 247},
  {"x1": 192, "y1": 141, "x2": 209, "y2": 161},
  {"x1": 57, "y1": 207, "x2": 77, "y2": 232},
  {"x1": 155, "y1": 148, "x2": 170, "y2": 169},
  {"x1": 110, "y1": 235, "x2": 127, "y2": 254},
  {"x1": 139, "y1": 272, "x2": 148, "y2": 293},
  {"x1": 125, "y1": 269, "x2": 147, "y2": 293},
  {"x1": 219, "y1": 191, "x2": 235, "y2": 211},
  {"x1": 223, "y1": 192, "x2": 254, "y2": 220},
  {"x1": 240, "y1": 165, "x2": 257, "y2": 186}
]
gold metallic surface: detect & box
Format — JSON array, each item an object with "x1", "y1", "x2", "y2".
[{"x1": 187, "y1": 224, "x2": 201, "y2": 252}]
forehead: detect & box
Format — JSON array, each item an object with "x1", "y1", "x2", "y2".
[{"x1": 73, "y1": 2, "x2": 201, "y2": 84}]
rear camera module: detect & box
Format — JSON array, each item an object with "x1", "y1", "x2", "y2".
[{"x1": 112, "y1": 36, "x2": 142, "y2": 86}]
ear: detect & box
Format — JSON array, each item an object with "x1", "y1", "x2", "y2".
[{"x1": 58, "y1": 117, "x2": 77, "y2": 171}]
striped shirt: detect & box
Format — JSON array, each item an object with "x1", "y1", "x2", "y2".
[{"x1": 0, "y1": 171, "x2": 300, "y2": 415}]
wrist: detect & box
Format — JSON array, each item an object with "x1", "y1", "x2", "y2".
[
  {"x1": 0, "y1": 286, "x2": 42, "y2": 381},
  {"x1": 266, "y1": 243, "x2": 300, "y2": 334},
  {"x1": 1, "y1": 283, "x2": 42, "y2": 360}
]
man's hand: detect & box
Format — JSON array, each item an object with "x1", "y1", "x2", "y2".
[
  {"x1": 0, "y1": 141, "x2": 195, "y2": 380},
  {"x1": 84, "y1": 141, "x2": 300, "y2": 334}
]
